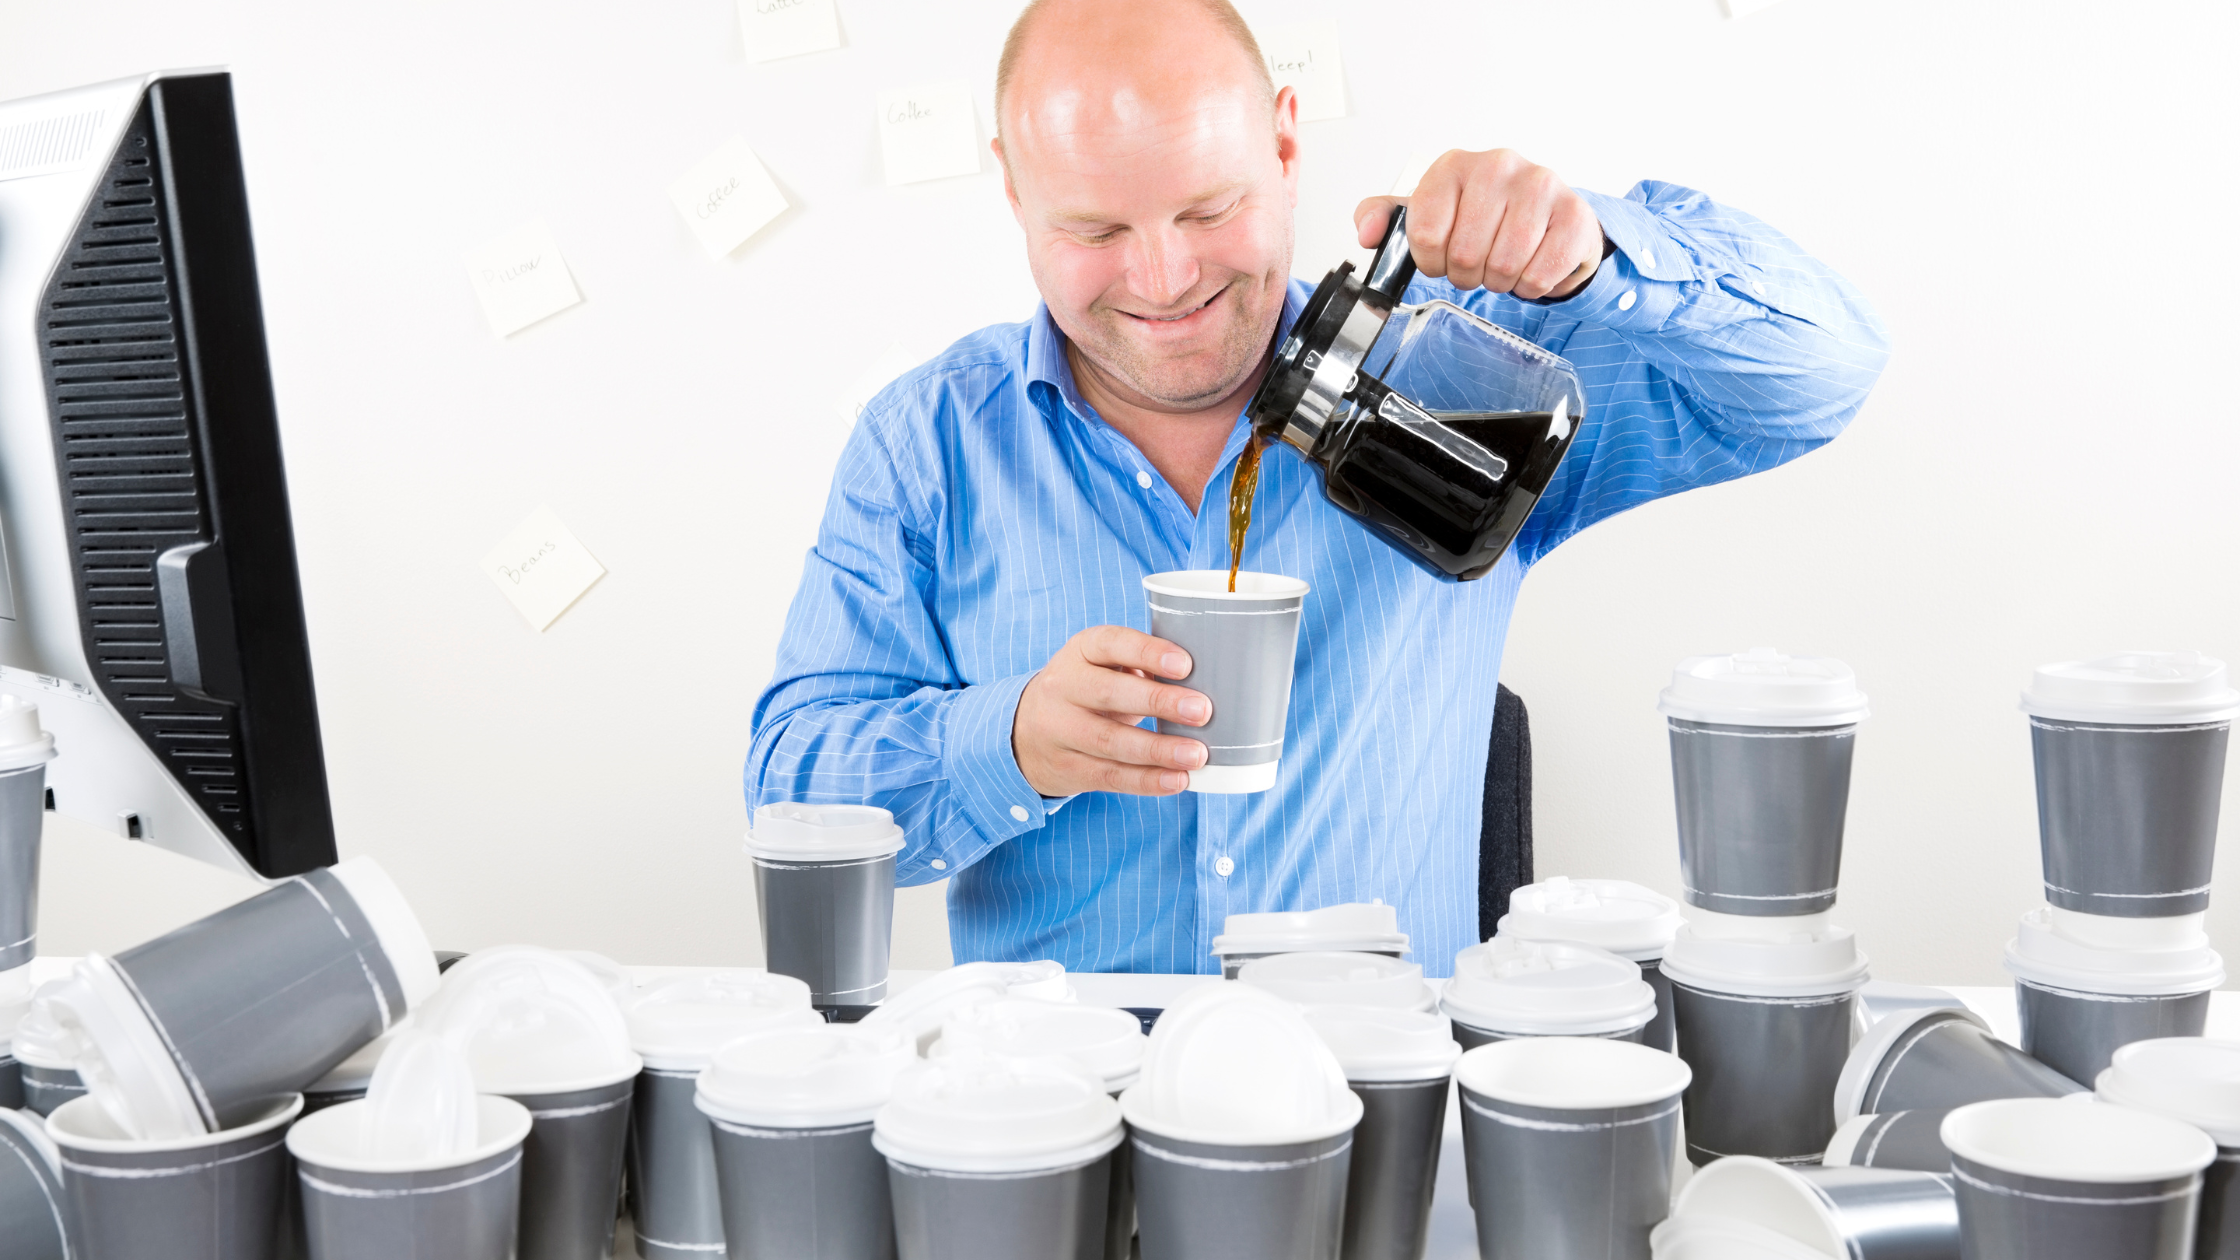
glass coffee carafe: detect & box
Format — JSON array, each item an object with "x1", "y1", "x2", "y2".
[{"x1": 1245, "y1": 206, "x2": 1585, "y2": 580}]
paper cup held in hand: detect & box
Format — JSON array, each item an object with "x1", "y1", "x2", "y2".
[{"x1": 1143, "y1": 571, "x2": 1308, "y2": 795}]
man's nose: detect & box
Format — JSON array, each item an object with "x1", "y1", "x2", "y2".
[{"x1": 1126, "y1": 226, "x2": 1200, "y2": 310}]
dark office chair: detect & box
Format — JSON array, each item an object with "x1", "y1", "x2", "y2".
[{"x1": 1479, "y1": 683, "x2": 1534, "y2": 941}]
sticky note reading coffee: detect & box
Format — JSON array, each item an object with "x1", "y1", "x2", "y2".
[
  {"x1": 463, "y1": 220, "x2": 583, "y2": 337},
  {"x1": 481, "y1": 507, "x2": 606, "y2": 631},
  {"x1": 876, "y1": 80, "x2": 981, "y2": 185},
  {"x1": 667, "y1": 137, "x2": 789, "y2": 258}
]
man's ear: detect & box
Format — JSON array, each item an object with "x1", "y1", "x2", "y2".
[{"x1": 1272, "y1": 87, "x2": 1303, "y2": 202}]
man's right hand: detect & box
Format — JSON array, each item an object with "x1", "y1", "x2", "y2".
[{"x1": 1013, "y1": 626, "x2": 1211, "y2": 797}]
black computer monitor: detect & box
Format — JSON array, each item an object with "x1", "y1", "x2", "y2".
[{"x1": 0, "y1": 70, "x2": 335, "y2": 879}]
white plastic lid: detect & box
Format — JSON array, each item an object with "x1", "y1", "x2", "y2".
[
  {"x1": 2021, "y1": 652, "x2": 2240, "y2": 725},
  {"x1": 1210, "y1": 903, "x2": 1408, "y2": 959},
  {"x1": 1942, "y1": 1097, "x2": 2216, "y2": 1182},
  {"x1": 1119, "y1": 982, "x2": 1363, "y2": 1146},
  {"x1": 2004, "y1": 906, "x2": 2224, "y2": 997},
  {"x1": 931, "y1": 999, "x2": 1147, "y2": 1092},
  {"x1": 1237, "y1": 951, "x2": 1435, "y2": 1012},
  {"x1": 1662, "y1": 1156, "x2": 1846, "y2": 1258},
  {"x1": 9, "y1": 983, "x2": 72, "y2": 1070},
  {"x1": 309, "y1": 1027, "x2": 402, "y2": 1096},
  {"x1": 38, "y1": 954, "x2": 206, "y2": 1139},
  {"x1": 745, "y1": 803, "x2": 906, "y2": 862},
  {"x1": 863, "y1": 961, "x2": 1070, "y2": 1051},
  {"x1": 355, "y1": 1029, "x2": 479, "y2": 1162},
  {"x1": 327, "y1": 857, "x2": 441, "y2": 1010},
  {"x1": 626, "y1": 971, "x2": 821, "y2": 1069},
  {"x1": 873, "y1": 1055, "x2": 1123, "y2": 1174},
  {"x1": 0, "y1": 1106, "x2": 61, "y2": 1178},
  {"x1": 1832, "y1": 1006, "x2": 1993, "y2": 1124},
  {"x1": 1301, "y1": 1006, "x2": 1461, "y2": 1083},
  {"x1": 413, "y1": 946, "x2": 641, "y2": 1095},
  {"x1": 696, "y1": 1022, "x2": 917, "y2": 1128},
  {"x1": 556, "y1": 951, "x2": 636, "y2": 1006},
  {"x1": 287, "y1": 1093, "x2": 531, "y2": 1176},
  {"x1": 1658, "y1": 649, "x2": 1869, "y2": 728},
  {"x1": 1498, "y1": 877, "x2": 1683, "y2": 961},
  {"x1": 1660, "y1": 920, "x2": 1870, "y2": 999},
  {"x1": 2097, "y1": 1039, "x2": 2240, "y2": 1146},
  {"x1": 1441, "y1": 938, "x2": 1658, "y2": 1036},
  {"x1": 0, "y1": 695, "x2": 56, "y2": 771},
  {"x1": 1456, "y1": 1035, "x2": 1690, "y2": 1109}
]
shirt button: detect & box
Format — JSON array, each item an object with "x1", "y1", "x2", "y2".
[
  {"x1": 1010, "y1": 804, "x2": 1031, "y2": 822},
  {"x1": 1135, "y1": 471, "x2": 1153, "y2": 489},
  {"x1": 1618, "y1": 289, "x2": 1638, "y2": 312},
  {"x1": 1214, "y1": 856, "x2": 1235, "y2": 877},
  {"x1": 930, "y1": 858, "x2": 947, "y2": 871}
]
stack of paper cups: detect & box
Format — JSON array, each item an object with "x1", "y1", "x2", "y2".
[
  {"x1": 1439, "y1": 937, "x2": 1660, "y2": 1051},
  {"x1": 1496, "y1": 877, "x2": 1684, "y2": 1052},
  {"x1": 2010, "y1": 653, "x2": 2236, "y2": 1084},
  {"x1": 1209, "y1": 905, "x2": 1408, "y2": 979},
  {"x1": 2096, "y1": 1038, "x2": 2240, "y2": 1260}
]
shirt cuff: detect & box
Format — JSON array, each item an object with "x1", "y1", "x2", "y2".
[
  {"x1": 941, "y1": 670, "x2": 1051, "y2": 846},
  {"x1": 1562, "y1": 189, "x2": 1693, "y2": 334}
]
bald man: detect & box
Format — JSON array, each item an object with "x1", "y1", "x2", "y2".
[{"x1": 748, "y1": 0, "x2": 1887, "y2": 975}]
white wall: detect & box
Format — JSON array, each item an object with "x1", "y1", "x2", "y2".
[{"x1": 5, "y1": 0, "x2": 2234, "y2": 985}]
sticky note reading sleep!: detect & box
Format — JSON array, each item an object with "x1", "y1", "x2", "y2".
[
  {"x1": 480, "y1": 507, "x2": 606, "y2": 631},
  {"x1": 463, "y1": 221, "x2": 583, "y2": 337},
  {"x1": 877, "y1": 80, "x2": 981, "y2": 186},
  {"x1": 668, "y1": 137, "x2": 789, "y2": 258},
  {"x1": 738, "y1": 0, "x2": 840, "y2": 61},
  {"x1": 1259, "y1": 21, "x2": 1348, "y2": 122}
]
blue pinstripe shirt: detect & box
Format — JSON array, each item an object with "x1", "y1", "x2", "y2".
[{"x1": 747, "y1": 181, "x2": 1889, "y2": 976}]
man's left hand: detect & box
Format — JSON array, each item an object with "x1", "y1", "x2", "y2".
[{"x1": 1354, "y1": 149, "x2": 1604, "y2": 302}]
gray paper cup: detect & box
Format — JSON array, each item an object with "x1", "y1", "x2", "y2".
[
  {"x1": 1342, "y1": 1077, "x2": 1448, "y2": 1260},
  {"x1": 1143, "y1": 571, "x2": 1308, "y2": 795},
  {"x1": 0, "y1": 1107, "x2": 69, "y2": 1260},
  {"x1": 753, "y1": 856, "x2": 896, "y2": 1009},
  {"x1": 1838, "y1": 1007, "x2": 2082, "y2": 1123},
  {"x1": 2017, "y1": 980, "x2": 2212, "y2": 1088},
  {"x1": 1456, "y1": 1037, "x2": 1690, "y2": 1260},
  {"x1": 49, "y1": 1092, "x2": 301, "y2": 1260},
  {"x1": 2031, "y1": 719, "x2": 2229, "y2": 916},
  {"x1": 1450, "y1": 1018, "x2": 1647, "y2": 1052},
  {"x1": 1130, "y1": 1129, "x2": 1351, "y2": 1260},
  {"x1": 288, "y1": 1094, "x2": 532, "y2": 1260},
  {"x1": 1667, "y1": 975, "x2": 1857, "y2": 1165},
  {"x1": 707, "y1": 1115, "x2": 894, "y2": 1259},
  {"x1": 2205, "y1": 1148, "x2": 2240, "y2": 1260},
  {"x1": 508, "y1": 1074, "x2": 635, "y2": 1260},
  {"x1": 0, "y1": 1050, "x2": 19, "y2": 1108},
  {"x1": 0, "y1": 762, "x2": 49, "y2": 972},
  {"x1": 888, "y1": 1151, "x2": 1114, "y2": 1260},
  {"x1": 1667, "y1": 719, "x2": 1856, "y2": 916},
  {"x1": 629, "y1": 1067, "x2": 724, "y2": 1260},
  {"x1": 1825, "y1": 1108, "x2": 1960, "y2": 1173},
  {"x1": 1660, "y1": 1157, "x2": 1958, "y2": 1260},
  {"x1": 1943, "y1": 1099, "x2": 2214, "y2": 1260},
  {"x1": 21, "y1": 1063, "x2": 86, "y2": 1117}
]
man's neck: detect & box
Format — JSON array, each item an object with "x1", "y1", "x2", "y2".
[{"x1": 1065, "y1": 342, "x2": 1269, "y2": 515}]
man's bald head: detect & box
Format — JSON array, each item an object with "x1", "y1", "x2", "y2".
[{"x1": 995, "y1": 0, "x2": 1276, "y2": 142}]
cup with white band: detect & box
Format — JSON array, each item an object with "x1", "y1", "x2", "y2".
[
  {"x1": 1652, "y1": 1156, "x2": 1959, "y2": 1260},
  {"x1": 2022, "y1": 653, "x2": 2236, "y2": 918},
  {"x1": 1458, "y1": 1036, "x2": 1690, "y2": 1260},
  {"x1": 1302, "y1": 1005, "x2": 1459, "y2": 1260},
  {"x1": 1440, "y1": 937, "x2": 1658, "y2": 1050},
  {"x1": 2097, "y1": 1038, "x2": 2240, "y2": 1260},
  {"x1": 49, "y1": 1092, "x2": 302, "y2": 1260},
  {"x1": 0, "y1": 696, "x2": 56, "y2": 975},
  {"x1": 1943, "y1": 1097, "x2": 2213, "y2": 1260},
  {"x1": 1825, "y1": 1107, "x2": 1966, "y2": 1174},
  {"x1": 1237, "y1": 951, "x2": 1435, "y2": 1012},
  {"x1": 1659, "y1": 650, "x2": 1868, "y2": 918},
  {"x1": 1835, "y1": 1006, "x2": 2081, "y2": 1128},
  {"x1": 747, "y1": 804, "x2": 906, "y2": 1016},
  {"x1": 1121, "y1": 984, "x2": 1361, "y2": 1260},
  {"x1": 1142, "y1": 571, "x2": 1309, "y2": 795},
  {"x1": 2004, "y1": 905, "x2": 2223, "y2": 1086},
  {"x1": 695, "y1": 1022, "x2": 917, "y2": 1260},
  {"x1": 1209, "y1": 904, "x2": 1408, "y2": 979},
  {"x1": 0, "y1": 1106, "x2": 68, "y2": 1260},
  {"x1": 626, "y1": 971, "x2": 821, "y2": 1260},
  {"x1": 1660, "y1": 910, "x2": 1870, "y2": 1165},
  {"x1": 1497, "y1": 876, "x2": 1684, "y2": 1052}
]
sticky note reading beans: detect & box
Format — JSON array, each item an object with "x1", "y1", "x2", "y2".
[
  {"x1": 738, "y1": 0, "x2": 841, "y2": 61},
  {"x1": 1259, "y1": 21, "x2": 1348, "y2": 122},
  {"x1": 667, "y1": 137, "x2": 789, "y2": 258},
  {"x1": 463, "y1": 221, "x2": 582, "y2": 337},
  {"x1": 876, "y1": 80, "x2": 982, "y2": 185},
  {"x1": 480, "y1": 507, "x2": 606, "y2": 631}
]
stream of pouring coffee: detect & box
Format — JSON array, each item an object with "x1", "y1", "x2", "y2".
[{"x1": 1226, "y1": 435, "x2": 1265, "y2": 592}]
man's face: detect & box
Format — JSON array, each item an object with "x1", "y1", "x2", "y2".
[{"x1": 1001, "y1": 82, "x2": 1300, "y2": 413}]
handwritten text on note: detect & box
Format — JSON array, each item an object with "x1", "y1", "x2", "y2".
[
  {"x1": 876, "y1": 80, "x2": 982, "y2": 186},
  {"x1": 1258, "y1": 21, "x2": 1348, "y2": 122},
  {"x1": 738, "y1": 0, "x2": 840, "y2": 61},
  {"x1": 463, "y1": 221, "x2": 583, "y2": 337},
  {"x1": 480, "y1": 506, "x2": 607, "y2": 631},
  {"x1": 667, "y1": 137, "x2": 789, "y2": 258}
]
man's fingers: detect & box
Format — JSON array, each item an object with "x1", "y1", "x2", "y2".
[
  {"x1": 1442, "y1": 172, "x2": 1513, "y2": 293},
  {"x1": 1515, "y1": 195, "x2": 1601, "y2": 300},
  {"x1": 1352, "y1": 196, "x2": 1404, "y2": 249},
  {"x1": 1072, "y1": 667, "x2": 1209, "y2": 726},
  {"x1": 1076, "y1": 625, "x2": 1191, "y2": 680},
  {"x1": 1399, "y1": 159, "x2": 1463, "y2": 279},
  {"x1": 1064, "y1": 708, "x2": 1206, "y2": 769},
  {"x1": 1070, "y1": 753, "x2": 1190, "y2": 796}
]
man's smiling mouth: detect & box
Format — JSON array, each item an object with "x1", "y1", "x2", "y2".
[{"x1": 1125, "y1": 286, "x2": 1226, "y2": 323}]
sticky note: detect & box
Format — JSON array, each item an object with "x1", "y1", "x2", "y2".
[
  {"x1": 834, "y1": 343, "x2": 926, "y2": 427},
  {"x1": 738, "y1": 0, "x2": 840, "y2": 61},
  {"x1": 480, "y1": 507, "x2": 606, "y2": 631},
  {"x1": 1390, "y1": 151, "x2": 1437, "y2": 198},
  {"x1": 667, "y1": 137, "x2": 789, "y2": 258},
  {"x1": 876, "y1": 80, "x2": 982, "y2": 185},
  {"x1": 1722, "y1": 0, "x2": 1789, "y2": 14},
  {"x1": 463, "y1": 221, "x2": 582, "y2": 337},
  {"x1": 1259, "y1": 21, "x2": 1347, "y2": 122}
]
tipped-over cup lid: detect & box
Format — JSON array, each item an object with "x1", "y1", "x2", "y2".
[
  {"x1": 1660, "y1": 919, "x2": 1870, "y2": 999},
  {"x1": 355, "y1": 1029, "x2": 479, "y2": 1161},
  {"x1": 1442, "y1": 938, "x2": 1658, "y2": 1036},
  {"x1": 1658, "y1": 648, "x2": 1869, "y2": 728},
  {"x1": 873, "y1": 1055, "x2": 1123, "y2": 1174},
  {"x1": 932, "y1": 999, "x2": 1147, "y2": 1091},
  {"x1": 556, "y1": 951, "x2": 636, "y2": 1006},
  {"x1": 2022, "y1": 651, "x2": 2240, "y2": 725},
  {"x1": 37, "y1": 956, "x2": 207, "y2": 1139},
  {"x1": 2097, "y1": 1038, "x2": 2240, "y2": 1146},
  {"x1": 1210, "y1": 903, "x2": 1408, "y2": 959},
  {"x1": 696, "y1": 1022, "x2": 917, "y2": 1128},
  {"x1": 1941, "y1": 1097, "x2": 2216, "y2": 1182},
  {"x1": 9, "y1": 983, "x2": 72, "y2": 1069},
  {"x1": 414, "y1": 946, "x2": 640, "y2": 1095},
  {"x1": 864, "y1": 961, "x2": 1071, "y2": 1050},
  {"x1": 309, "y1": 1027, "x2": 403, "y2": 1096},
  {"x1": 1498, "y1": 877, "x2": 1683, "y2": 961},
  {"x1": 2004, "y1": 906, "x2": 2224, "y2": 996},
  {"x1": 626, "y1": 970, "x2": 820, "y2": 1068},
  {"x1": 1119, "y1": 982, "x2": 1362, "y2": 1146},
  {"x1": 1237, "y1": 951, "x2": 1435, "y2": 1011},
  {"x1": 745, "y1": 803, "x2": 906, "y2": 862},
  {"x1": 1661, "y1": 1156, "x2": 1852, "y2": 1259},
  {"x1": 0, "y1": 695, "x2": 55, "y2": 770},
  {"x1": 1456, "y1": 1035, "x2": 1690, "y2": 1110},
  {"x1": 1302, "y1": 1006, "x2": 1460, "y2": 1082}
]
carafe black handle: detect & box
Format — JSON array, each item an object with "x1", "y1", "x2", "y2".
[{"x1": 1363, "y1": 204, "x2": 1417, "y2": 306}]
